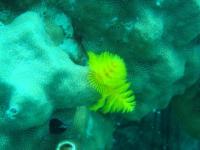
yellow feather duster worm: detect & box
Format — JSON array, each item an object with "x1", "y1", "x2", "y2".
[{"x1": 87, "y1": 51, "x2": 136, "y2": 113}]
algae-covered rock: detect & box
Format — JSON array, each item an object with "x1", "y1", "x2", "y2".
[
  {"x1": 172, "y1": 80, "x2": 200, "y2": 139},
  {"x1": 1, "y1": 0, "x2": 200, "y2": 150},
  {"x1": 49, "y1": 0, "x2": 200, "y2": 120}
]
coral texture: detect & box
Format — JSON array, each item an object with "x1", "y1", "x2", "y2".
[
  {"x1": 0, "y1": 0, "x2": 200, "y2": 149},
  {"x1": 0, "y1": 11, "x2": 102, "y2": 150},
  {"x1": 54, "y1": 0, "x2": 200, "y2": 120}
]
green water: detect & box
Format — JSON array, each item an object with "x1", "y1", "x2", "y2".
[{"x1": 0, "y1": 0, "x2": 200, "y2": 150}]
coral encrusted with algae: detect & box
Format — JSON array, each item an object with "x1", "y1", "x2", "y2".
[{"x1": 87, "y1": 51, "x2": 136, "y2": 113}]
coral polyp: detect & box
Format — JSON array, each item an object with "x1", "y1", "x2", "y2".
[{"x1": 87, "y1": 51, "x2": 136, "y2": 113}]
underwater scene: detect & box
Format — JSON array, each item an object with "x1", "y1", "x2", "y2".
[{"x1": 0, "y1": 0, "x2": 200, "y2": 150}]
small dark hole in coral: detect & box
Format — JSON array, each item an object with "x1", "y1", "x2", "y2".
[
  {"x1": 10, "y1": 107, "x2": 18, "y2": 114},
  {"x1": 49, "y1": 118, "x2": 67, "y2": 134},
  {"x1": 190, "y1": 34, "x2": 200, "y2": 45},
  {"x1": 60, "y1": 144, "x2": 73, "y2": 150}
]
